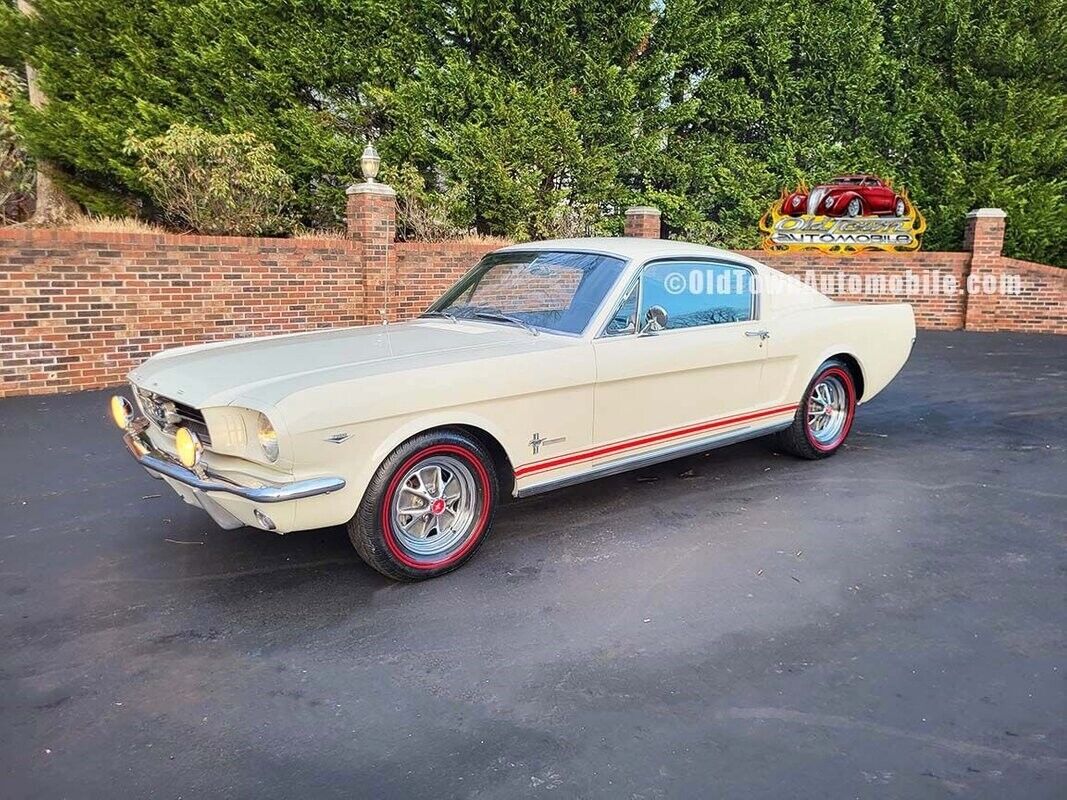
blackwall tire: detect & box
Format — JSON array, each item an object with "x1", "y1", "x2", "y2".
[
  {"x1": 773, "y1": 360, "x2": 857, "y2": 460},
  {"x1": 347, "y1": 430, "x2": 498, "y2": 581}
]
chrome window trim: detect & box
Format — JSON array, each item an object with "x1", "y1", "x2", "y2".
[{"x1": 595, "y1": 256, "x2": 760, "y2": 340}]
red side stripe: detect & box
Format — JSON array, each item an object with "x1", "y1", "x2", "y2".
[{"x1": 515, "y1": 403, "x2": 798, "y2": 478}]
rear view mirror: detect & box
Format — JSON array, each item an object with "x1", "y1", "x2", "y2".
[{"x1": 640, "y1": 305, "x2": 668, "y2": 335}]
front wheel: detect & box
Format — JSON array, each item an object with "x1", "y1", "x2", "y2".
[
  {"x1": 348, "y1": 430, "x2": 498, "y2": 581},
  {"x1": 846, "y1": 197, "x2": 863, "y2": 217},
  {"x1": 773, "y1": 360, "x2": 857, "y2": 459}
]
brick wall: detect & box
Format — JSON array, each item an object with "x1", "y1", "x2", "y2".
[
  {"x1": 735, "y1": 250, "x2": 973, "y2": 330},
  {"x1": 0, "y1": 200, "x2": 1063, "y2": 399},
  {"x1": 394, "y1": 241, "x2": 502, "y2": 321},
  {"x1": 0, "y1": 229, "x2": 364, "y2": 397},
  {"x1": 965, "y1": 257, "x2": 1067, "y2": 333}
]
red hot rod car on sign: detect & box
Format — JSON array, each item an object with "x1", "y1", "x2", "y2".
[{"x1": 784, "y1": 175, "x2": 908, "y2": 218}]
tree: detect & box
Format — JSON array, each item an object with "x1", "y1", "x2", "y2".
[
  {"x1": 875, "y1": 0, "x2": 1067, "y2": 264},
  {"x1": 367, "y1": 1, "x2": 656, "y2": 239},
  {"x1": 12, "y1": 0, "x2": 78, "y2": 222},
  {"x1": 0, "y1": 0, "x2": 1062, "y2": 264},
  {"x1": 0, "y1": 66, "x2": 34, "y2": 222},
  {"x1": 126, "y1": 123, "x2": 293, "y2": 235},
  {"x1": 641, "y1": 0, "x2": 1066, "y2": 265}
]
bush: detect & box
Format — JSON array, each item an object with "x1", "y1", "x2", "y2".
[
  {"x1": 125, "y1": 124, "x2": 293, "y2": 236},
  {"x1": 0, "y1": 66, "x2": 34, "y2": 224}
]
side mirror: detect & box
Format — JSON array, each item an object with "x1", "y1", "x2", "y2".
[{"x1": 640, "y1": 305, "x2": 668, "y2": 335}]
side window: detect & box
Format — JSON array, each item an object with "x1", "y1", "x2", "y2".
[
  {"x1": 604, "y1": 281, "x2": 638, "y2": 336},
  {"x1": 639, "y1": 261, "x2": 753, "y2": 330}
]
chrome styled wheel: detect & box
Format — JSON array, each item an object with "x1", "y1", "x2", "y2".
[
  {"x1": 349, "y1": 432, "x2": 498, "y2": 581},
  {"x1": 847, "y1": 197, "x2": 862, "y2": 217},
  {"x1": 390, "y1": 455, "x2": 478, "y2": 558},
  {"x1": 894, "y1": 198, "x2": 906, "y2": 217},
  {"x1": 807, "y1": 374, "x2": 850, "y2": 446},
  {"x1": 774, "y1": 360, "x2": 857, "y2": 460}
]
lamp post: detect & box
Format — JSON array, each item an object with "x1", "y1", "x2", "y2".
[
  {"x1": 360, "y1": 144, "x2": 381, "y2": 184},
  {"x1": 346, "y1": 142, "x2": 396, "y2": 325}
]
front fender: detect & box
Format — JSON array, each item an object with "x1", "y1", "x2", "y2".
[{"x1": 826, "y1": 191, "x2": 861, "y2": 216}]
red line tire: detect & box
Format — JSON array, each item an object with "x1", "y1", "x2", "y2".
[
  {"x1": 347, "y1": 430, "x2": 498, "y2": 581},
  {"x1": 773, "y1": 359, "x2": 857, "y2": 460}
]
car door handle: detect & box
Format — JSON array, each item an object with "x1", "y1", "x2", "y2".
[{"x1": 745, "y1": 329, "x2": 770, "y2": 340}]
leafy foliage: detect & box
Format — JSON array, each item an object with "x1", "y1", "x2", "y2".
[
  {"x1": 0, "y1": 0, "x2": 1062, "y2": 263},
  {"x1": 0, "y1": 65, "x2": 33, "y2": 223},
  {"x1": 125, "y1": 124, "x2": 292, "y2": 235}
]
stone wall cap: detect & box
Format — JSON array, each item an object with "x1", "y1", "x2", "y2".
[
  {"x1": 625, "y1": 205, "x2": 662, "y2": 216},
  {"x1": 966, "y1": 207, "x2": 1007, "y2": 218},
  {"x1": 346, "y1": 181, "x2": 397, "y2": 197}
]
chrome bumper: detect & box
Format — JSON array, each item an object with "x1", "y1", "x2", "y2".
[{"x1": 123, "y1": 420, "x2": 346, "y2": 503}]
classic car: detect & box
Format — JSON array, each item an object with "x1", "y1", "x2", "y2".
[
  {"x1": 784, "y1": 175, "x2": 908, "y2": 218},
  {"x1": 110, "y1": 238, "x2": 916, "y2": 580}
]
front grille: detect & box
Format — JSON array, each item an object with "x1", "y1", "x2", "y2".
[
  {"x1": 170, "y1": 400, "x2": 212, "y2": 446},
  {"x1": 807, "y1": 187, "x2": 828, "y2": 215},
  {"x1": 135, "y1": 387, "x2": 212, "y2": 447}
]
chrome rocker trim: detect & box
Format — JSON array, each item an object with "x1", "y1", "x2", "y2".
[
  {"x1": 515, "y1": 419, "x2": 791, "y2": 498},
  {"x1": 123, "y1": 425, "x2": 346, "y2": 503}
]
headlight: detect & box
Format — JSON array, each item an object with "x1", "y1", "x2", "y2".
[
  {"x1": 791, "y1": 196, "x2": 801, "y2": 207},
  {"x1": 175, "y1": 427, "x2": 203, "y2": 468},
  {"x1": 824, "y1": 196, "x2": 834, "y2": 209},
  {"x1": 257, "y1": 413, "x2": 279, "y2": 462}
]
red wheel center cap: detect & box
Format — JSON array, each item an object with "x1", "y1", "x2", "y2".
[{"x1": 430, "y1": 498, "x2": 446, "y2": 516}]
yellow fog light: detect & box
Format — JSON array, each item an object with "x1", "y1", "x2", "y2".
[
  {"x1": 110, "y1": 395, "x2": 133, "y2": 430},
  {"x1": 174, "y1": 427, "x2": 203, "y2": 468}
]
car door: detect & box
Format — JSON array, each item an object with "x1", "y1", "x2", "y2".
[{"x1": 591, "y1": 259, "x2": 769, "y2": 468}]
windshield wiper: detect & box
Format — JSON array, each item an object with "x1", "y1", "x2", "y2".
[
  {"x1": 469, "y1": 309, "x2": 539, "y2": 336},
  {"x1": 419, "y1": 310, "x2": 458, "y2": 323}
]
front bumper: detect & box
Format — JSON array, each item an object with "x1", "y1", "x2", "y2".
[{"x1": 123, "y1": 418, "x2": 346, "y2": 504}]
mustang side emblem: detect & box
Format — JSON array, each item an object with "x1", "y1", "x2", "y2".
[{"x1": 529, "y1": 432, "x2": 566, "y2": 455}]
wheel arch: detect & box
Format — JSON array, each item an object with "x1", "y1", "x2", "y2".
[
  {"x1": 451, "y1": 424, "x2": 516, "y2": 500},
  {"x1": 361, "y1": 414, "x2": 517, "y2": 504},
  {"x1": 827, "y1": 352, "x2": 865, "y2": 401},
  {"x1": 838, "y1": 191, "x2": 864, "y2": 214}
]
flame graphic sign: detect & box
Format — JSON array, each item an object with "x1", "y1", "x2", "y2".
[{"x1": 760, "y1": 174, "x2": 926, "y2": 254}]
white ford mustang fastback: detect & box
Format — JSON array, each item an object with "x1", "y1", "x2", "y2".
[{"x1": 111, "y1": 238, "x2": 915, "y2": 580}]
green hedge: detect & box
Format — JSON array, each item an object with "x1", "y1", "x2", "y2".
[{"x1": 1, "y1": 0, "x2": 1063, "y2": 264}]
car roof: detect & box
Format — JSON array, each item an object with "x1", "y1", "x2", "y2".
[{"x1": 494, "y1": 237, "x2": 758, "y2": 265}]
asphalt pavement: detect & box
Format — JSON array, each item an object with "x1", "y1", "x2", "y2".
[{"x1": 1, "y1": 330, "x2": 1064, "y2": 798}]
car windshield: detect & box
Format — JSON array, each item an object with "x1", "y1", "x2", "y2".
[{"x1": 426, "y1": 250, "x2": 627, "y2": 335}]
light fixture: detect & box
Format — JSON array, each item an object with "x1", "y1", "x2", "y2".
[
  {"x1": 175, "y1": 427, "x2": 203, "y2": 468},
  {"x1": 360, "y1": 143, "x2": 381, "y2": 183},
  {"x1": 110, "y1": 395, "x2": 133, "y2": 429},
  {"x1": 257, "y1": 413, "x2": 279, "y2": 462}
]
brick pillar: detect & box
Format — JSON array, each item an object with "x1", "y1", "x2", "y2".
[
  {"x1": 346, "y1": 181, "x2": 397, "y2": 325},
  {"x1": 624, "y1": 205, "x2": 662, "y2": 239},
  {"x1": 962, "y1": 208, "x2": 1006, "y2": 331}
]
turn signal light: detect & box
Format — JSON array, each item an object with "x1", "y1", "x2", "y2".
[
  {"x1": 175, "y1": 427, "x2": 203, "y2": 468},
  {"x1": 110, "y1": 395, "x2": 133, "y2": 430}
]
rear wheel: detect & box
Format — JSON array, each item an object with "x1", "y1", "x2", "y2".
[
  {"x1": 773, "y1": 360, "x2": 857, "y2": 459},
  {"x1": 348, "y1": 430, "x2": 498, "y2": 581}
]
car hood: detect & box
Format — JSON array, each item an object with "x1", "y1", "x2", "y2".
[{"x1": 129, "y1": 320, "x2": 570, "y2": 409}]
